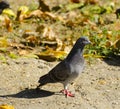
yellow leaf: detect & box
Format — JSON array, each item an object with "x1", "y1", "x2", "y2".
[
  {"x1": 2, "y1": 9, "x2": 16, "y2": 18},
  {"x1": 18, "y1": 6, "x2": 29, "y2": 14},
  {"x1": 0, "y1": 37, "x2": 9, "y2": 47},
  {"x1": 0, "y1": 104, "x2": 14, "y2": 109},
  {"x1": 16, "y1": 6, "x2": 29, "y2": 22},
  {"x1": 23, "y1": 54, "x2": 39, "y2": 58},
  {"x1": 114, "y1": 39, "x2": 120, "y2": 49},
  {"x1": 37, "y1": 48, "x2": 67, "y2": 61}
]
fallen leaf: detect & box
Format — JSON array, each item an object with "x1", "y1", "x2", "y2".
[
  {"x1": 26, "y1": 35, "x2": 38, "y2": 44},
  {"x1": 56, "y1": 38, "x2": 63, "y2": 51},
  {"x1": 18, "y1": 6, "x2": 29, "y2": 14},
  {"x1": 44, "y1": 12, "x2": 57, "y2": 19},
  {"x1": 18, "y1": 50, "x2": 29, "y2": 55},
  {"x1": 22, "y1": 30, "x2": 39, "y2": 46},
  {"x1": 16, "y1": 6, "x2": 29, "y2": 22},
  {"x1": 2, "y1": 8, "x2": 16, "y2": 18},
  {"x1": 36, "y1": 48, "x2": 67, "y2": 61},
  {"x1": 4, "y1": 15, "x2": 12, "y2": 32},
  {"x1": 114, "y1": 39, "x2": 120, "y2": 49},
  {"x1": 105, "y1": 41, "x2": 112, "y2": 47},
  {"x1": 27, "y1": 9, "x2": 43, "y2": 18},
  {"x1": 0, "y1": 37, "x2": 9, "y2": 47},
  {"x1": 0, "y1": 104, "x2": 14, "y2": 109},
  {"x1": 42, "y1": 26, "x2": 56, "y2": 40}
]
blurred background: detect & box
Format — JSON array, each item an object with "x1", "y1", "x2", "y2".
[{"x1": 0, "y1": 0, "x2": 120, "y2": 62}]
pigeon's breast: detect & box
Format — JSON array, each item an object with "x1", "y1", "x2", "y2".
[
  {"x1": 70, "y1": 56, "x2": 85, "y2": 77},
  {"x1": 64, "y1": 64, "x2": 83, "y2": 84}
]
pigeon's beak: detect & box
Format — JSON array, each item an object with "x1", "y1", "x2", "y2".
[{"x1": 86, "y1": 40, "x2": 91, "y2": 44}]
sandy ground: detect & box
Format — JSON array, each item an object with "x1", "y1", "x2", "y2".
[
  {"x1": 0, "y1": 0, "x2": 120, "y2": 109},
  {"x1": 0, "y1": 57, "x2": 120, "y2": 109}
]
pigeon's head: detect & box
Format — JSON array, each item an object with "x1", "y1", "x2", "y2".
[
  {"x1": 76, "y1": 36, "x2": 91, "y2": 46},
  {"x1": 66, "y1": 36, "x2": 91, "y2": 60}
]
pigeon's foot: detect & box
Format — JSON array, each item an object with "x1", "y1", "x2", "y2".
[{"x1": 60, "y1": 89, "x2": 75, "y2": 97}]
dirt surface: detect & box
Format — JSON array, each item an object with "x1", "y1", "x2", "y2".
[
  {"x1": 0, "y1": 0, "x2": 120, "y2": 109},
  {"x1": 0, "y1": 57, "x2": 120, "y2": 109}
]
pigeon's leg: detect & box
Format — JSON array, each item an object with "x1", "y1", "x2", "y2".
[
  {"x1": 36, "y1": 83, "x2": 45, "y2": 90},
  {"x1": 36, "y1": 84, "x2": 41, "y2": 89},
  {"x1": 36, "y1": 84, "x2": 42, "y2": 92},
  {"x1": 60, "y1": 84, "x2": 75, "y2": 97}
]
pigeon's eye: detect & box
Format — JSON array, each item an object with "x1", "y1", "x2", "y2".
[{"x1": 83, "y1": 40, "x2": 87, "y2": 43}]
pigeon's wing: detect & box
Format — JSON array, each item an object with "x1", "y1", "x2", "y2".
[{"x1": 48, "y1": 60, "x2": 71, "y2": 82}]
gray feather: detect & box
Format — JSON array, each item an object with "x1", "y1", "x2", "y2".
[{"x1": 37, "y1": 36, "x2": 91, "y2": 88}]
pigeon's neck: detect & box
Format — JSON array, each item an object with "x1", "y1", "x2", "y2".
[{"x1": 66, "y1": 44, "x2": 85, "y2": 61}]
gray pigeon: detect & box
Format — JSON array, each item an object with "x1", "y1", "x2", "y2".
[{"x1": 37, "y1": 36, "x2": 91, "y2": 97}]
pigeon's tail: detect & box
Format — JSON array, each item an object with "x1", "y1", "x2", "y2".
[{"x1": 37, "y1": 74, "x2": 52, "y2": 88}]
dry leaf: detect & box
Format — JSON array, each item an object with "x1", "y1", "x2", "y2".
[
  {"x1": 27, "y1": 9, "x2": 43, "y2": 18},
  {"x1": 4, "y1": 15, "x2": 12, "y2": 32},
  {"x1": 40, "y1": 40, "x2": 57, "y2": 47},
  {"x1": 105, "y1": 41, "x2": 112, "y2": 47},
  {"x1": 9, "y1": 43, "x2": 25, "y2": 49},
  {"x1": 2, "y1": 9, "x2": 16, "y2": 18},
  {"x1": 36, "y1": 48, "x2": 67, "y2": 61},
  {"x1": 18, "y1": 6, "x2": 29, "y2": 14},
  {"x1": 0, "y1": 104, "x2": 14, "y2": 109},
  {"x1": 0, "y1": 37, "x2": 9, "y2": 47},
  {"x1": 42, "y1": 27, "x2": 56, "y2": 40},
  {"x1": 44, "y1": 12, "x2": 56, "y2": 19},
  {"x1": 114, "y1": 39, "x2": 120, "y2": 49},
  {"x1": 22, "y1": 30, "x2": 40, "y2": 46},
  {"x1": 26, "y1": 35, "x2": 38, "y2": 45},
  {"x1": 23, "y1": 30, "x2": 38, "y2": 38},
  {"x1": 16, "y1": 6, "x2": 29, "y2": 22},
  {"x1": 56, "y1": 38, "x2": 63, "y2": 51},
  {"x1": 27, "y1": 10, "x2": 64, "y2": 22},
  {"x1": 18, "y1": 50, "x2": 29, "y2": 55}
]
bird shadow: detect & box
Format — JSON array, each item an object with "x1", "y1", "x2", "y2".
[
  {"x1": 0, "y1": 88, "x2": 55, "y2": 99},
  {"x1": 103, "y1": 55, "x2": 120, "y2": 66}
]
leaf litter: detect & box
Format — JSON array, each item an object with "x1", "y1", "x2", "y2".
[{"x1": 0, "y1": 0, "x2": 119, "y2": 61}]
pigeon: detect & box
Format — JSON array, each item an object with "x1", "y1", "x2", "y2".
[{"x1": 36, "y1": 36, "x2": 91, "y2": 97}]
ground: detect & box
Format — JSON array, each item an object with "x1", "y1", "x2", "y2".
[
  {"x1": 0, "y1": 0, "x2": 120, "y2": 109},
  {"x1": 0, "y1": 57, "x2": 120, "y2": 109}
]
